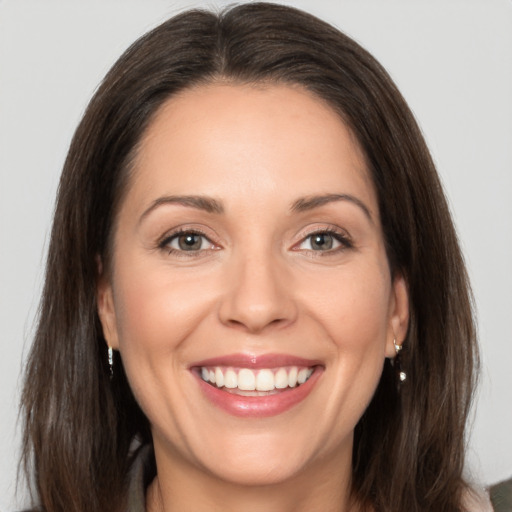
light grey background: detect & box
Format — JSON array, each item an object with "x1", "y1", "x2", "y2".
[{"x1": 1, "y1": 0, "x2": 511, "y2": 509}]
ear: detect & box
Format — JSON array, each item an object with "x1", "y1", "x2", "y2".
[
  {"x1": 385, "y1": 273, "x2": 409, "y2": 358},
  {"x1": 96, "y1": 256, "x2": 120, "y2": 350}
]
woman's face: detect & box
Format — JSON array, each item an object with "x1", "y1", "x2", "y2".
[{"x1": 98, "y1": 83, "x2": 408, "y2": 487}]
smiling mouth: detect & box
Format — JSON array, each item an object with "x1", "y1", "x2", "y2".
[
  {"x1": 199, "y1": 366, "x2": 315, "y2": 396},
  {"x1": 191, "y1": 354, "x2": 323, "y2": 417}
]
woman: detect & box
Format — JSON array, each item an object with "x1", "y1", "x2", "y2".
[{"x1": 21, "y1": 3, "x2": 486, "y2": 511}]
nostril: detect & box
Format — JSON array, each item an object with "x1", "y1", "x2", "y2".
[
  {"x1": 224, "y1": 315, "x2": 290, "y2": 334},
  {"x1": 217, "y1": 263, "x2": 298, "y2": 332}
]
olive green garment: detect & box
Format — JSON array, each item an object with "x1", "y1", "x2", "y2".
[
  {"x1": 490, "y1": 476, "x2": 512, "y2": 512},
  {"x1": 126, "y1": 444, "x2": 155, "y2": 512}
]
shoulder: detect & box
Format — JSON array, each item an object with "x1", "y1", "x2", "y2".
[
  {"x1": 461, "y1": 487, "x2": 494, "y2": 512},
  {"x1": 489, "y1": 477, "x2": 512, "y2": 512},
  {"x1": 126, "y1": 444, "x2": 156, "y2": 512}
]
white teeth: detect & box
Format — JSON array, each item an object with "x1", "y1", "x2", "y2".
[
  {"x1": 274, "y1": 368, "x2": 288, "y2": 389},
  {"x1": 297, "y1": 368, "x2": 310, "y2": 384},
  {"x1": 200, "y1": 365, "x2": 314, "y2": 392},
  {"x1": 224, "y1": 369, "x2": 237, "y2": 389},
  {"x1": 256, "y1": 369, "x2": 275, "y2": 391},
  {"x1": 215, "y1": 367, "x2": 224, "y2": 388},
  {"x1": 238, "y1": 368, "x2": 256, "y2": 390},
  {"x1": 288, "y1": 367, "x2": 298, "y2": 387}
]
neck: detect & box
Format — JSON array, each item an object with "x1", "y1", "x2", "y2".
[{"x1": 146, "y1": 445, "x2": 360, "y2": 512}]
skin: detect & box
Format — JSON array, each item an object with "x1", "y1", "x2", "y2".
[{"x1": 97, "y1": 83, "x2": 409, "y2": 512}]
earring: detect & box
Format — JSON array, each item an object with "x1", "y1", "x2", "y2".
[
  {"x1": 108, "y1": 346, "x2": 114, "y2": 380},
  {"x1": 393, "y1": 339, "x2": 407, "y2": 382}
]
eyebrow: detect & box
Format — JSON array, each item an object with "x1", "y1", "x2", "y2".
[
  {"x1": 139, "y1": 195, "x2": 224, "y2": 223},
  {"x1": 291, "y1": 194, "x2": 373, "y2": 222},
  {"x1": 139, "y1": 193, "x2": 372, "y2": 223}
]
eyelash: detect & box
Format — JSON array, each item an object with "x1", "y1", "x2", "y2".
[
  {"x1": 294, "y1": 227, "x2": 353, "y2": 254},
  {"x1": 157, "y1": 227, "x2": 353, "y2": 257},
  {"x1": 158, "y1": 228, "x2": 215, "y2": 257}
]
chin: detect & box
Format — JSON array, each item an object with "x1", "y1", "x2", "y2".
[
  {"x1": 184, "y1": 422, "x2": 341, "y2": 488},
  {"x1": 203, "y1": 452, "x2": 309, "y2": 487}
]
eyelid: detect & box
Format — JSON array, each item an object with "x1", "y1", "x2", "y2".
[
  {"x1": 159, "y1": 228, "x2": 207, "y2": 246},
  {"x1": 157, "y1": 226, "x2": 220, "y2": 255},
  {"x1": 291, "y1": 225, "x2": 353, "y2": 252}
]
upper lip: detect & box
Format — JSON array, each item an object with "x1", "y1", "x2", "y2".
[{"x1": 190, "y1": 353, "x2": 323, "y2": 369}]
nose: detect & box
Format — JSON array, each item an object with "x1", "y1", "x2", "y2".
[{"x1": 218, "y1": 249, "x2": 297, "y2": 334}]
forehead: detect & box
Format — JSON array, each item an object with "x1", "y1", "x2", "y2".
[{"x1": 127, "y1": 82, "x2": 377, "y2": 216}]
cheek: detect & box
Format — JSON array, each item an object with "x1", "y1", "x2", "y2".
[
  {"x1": 109, "y1": 256, "x2": 216, "y2": 425},
  {"x1": 113, "y1": 257, "x2": 213, "y2": 355},
  {"x1": 308, "y1": 260, "x2": 392, "y2": 400},
  {"x1": 324, "y1": 271, "x2": 392, "y2": 414},
  {"x1": 304, "y1": 261, "x2": 392, "y2": 352}
]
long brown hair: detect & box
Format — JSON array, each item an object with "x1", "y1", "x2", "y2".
[{"x1": 21, "y1": 3, "x2": 478, "y2": 511}]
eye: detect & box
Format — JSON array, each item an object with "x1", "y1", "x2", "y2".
[
  {"x1": 161, "y1": 230, "x2": 214, "y2": 253},
  {"x1": 296, "y1": 230, "x2": 352, "y2": 252}
]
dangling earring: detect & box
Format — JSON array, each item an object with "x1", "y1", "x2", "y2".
[
  {"x1": 108, "y1": 346, "x2": 114, "y2": 380},
  {"x1": 393, "y1": 339, "x2": 406, "y2": 382}
]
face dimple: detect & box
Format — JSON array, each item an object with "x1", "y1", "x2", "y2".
[{"x1": 98, "y1": 83, "x2": 407, "y2": 494}]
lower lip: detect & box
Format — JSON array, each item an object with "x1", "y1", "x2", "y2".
[{"x1": 195, "y1": 368, "x2": 323, "y2": 418}]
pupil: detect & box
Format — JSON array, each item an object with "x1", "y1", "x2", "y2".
[
  {"x1": 179, "y1": 234, "x2": 201, "y2": 251},
  {"x1": 312, "y1": 233, "x2": 333, "y2": 250}
]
